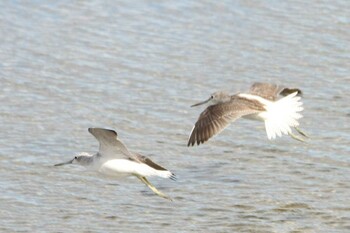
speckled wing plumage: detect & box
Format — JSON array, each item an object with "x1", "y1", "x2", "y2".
[
  {"x1": 249, "y1": 82, "x2": 302, "y2": 101},
  {"x1": 187, "y1": 97, "x2": 264, "y2": 146}
]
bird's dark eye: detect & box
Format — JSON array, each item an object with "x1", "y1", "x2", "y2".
[
  {"x1": 210, "y1": 95, "x2": 214, "y2": 99},
  {"x1": 74, "y1": 156, "x2": 78, "y2": 159}
]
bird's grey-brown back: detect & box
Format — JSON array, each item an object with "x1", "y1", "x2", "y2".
[{"x1": 249, "y1": 82, "x2": 302, "y2": 101}]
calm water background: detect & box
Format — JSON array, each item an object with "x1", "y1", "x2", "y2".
[{"x1": 1, "y1": 1, "x2": 349, "y2": 232}]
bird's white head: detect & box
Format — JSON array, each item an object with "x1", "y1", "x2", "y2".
[
  {"x1": 191, "y1": 91, "x2": 231, "y2": 107},
  {"x1": 54, "y1": 152, "x2": 93, "y2": 167}
]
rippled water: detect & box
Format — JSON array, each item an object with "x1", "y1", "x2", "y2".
[{"x1": 1, "y1": 1, "x2": 349, "y2": 232}]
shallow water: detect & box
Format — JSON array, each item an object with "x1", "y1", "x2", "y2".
[{"x1": 1, "y1": 1, "x2": 349, "y2": 232}]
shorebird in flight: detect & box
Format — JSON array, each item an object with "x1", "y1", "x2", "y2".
[
  {"x1": 188, "y1": 82, "x2": 308, "y2": 146},
  {"x1": 55, "y1": 128, "x2": 175, "y2": 200}
]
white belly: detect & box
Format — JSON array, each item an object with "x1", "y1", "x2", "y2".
[{"x1": 98, "y1": 159, "x2": 157, "y2": 177}]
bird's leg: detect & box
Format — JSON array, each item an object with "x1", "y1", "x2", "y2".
[
  {"x1": 288, "y1": 131, "x2": 306, "y2": 143},
  {"x1": 136, "y1": 175, "x2": 173, "y2": 201},
  {"x1": 294, "y1": 126, "x2": 309, "y2": 138}
]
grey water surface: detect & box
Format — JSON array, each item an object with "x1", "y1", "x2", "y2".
[{"x1": 1, "y1": 1, "x2": 349, "y2": 232}]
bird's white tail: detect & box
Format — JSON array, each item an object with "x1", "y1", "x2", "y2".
[
  {"x1": 262, "y1": 92, "x2": 303, "y2": 140},
  {"x1": 156, "y1": 170, "x2": 176, "y2": 180}
]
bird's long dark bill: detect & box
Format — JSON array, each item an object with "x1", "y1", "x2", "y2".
[
  {"x1": 191, "y1": 98, "x2": 211, "y2": 107},
  {"x1": 54, "y1": 159, "x2": 74, "y2": 166}
]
